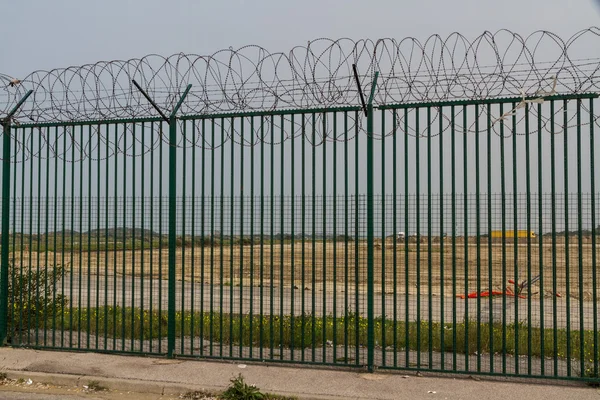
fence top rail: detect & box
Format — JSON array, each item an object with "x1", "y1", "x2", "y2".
[
  {"x1": 180, "y1": 105, "x2": 363, "y2": 121},
  {"x1": 377, "y1": 92, "x2": 599, "y2": 110},
  {"x1": 11, "y1": 116, "x2": 164, "y2": 129}
]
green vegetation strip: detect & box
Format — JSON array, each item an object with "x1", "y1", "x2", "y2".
[{"x1": 19, "y1": 306, "x2": 600, "y2": 361}]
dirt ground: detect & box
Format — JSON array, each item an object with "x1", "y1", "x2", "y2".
[{"x1": 11, "y1": 237, "x2": 600, "y2": 300}]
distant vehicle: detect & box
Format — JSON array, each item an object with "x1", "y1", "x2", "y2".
[
  {"x1": 490, "y1": 230, "x2": 536, "y2": 239},
  {"x1": 396, "y1": 232, "x2": 405, "y2": 240}
]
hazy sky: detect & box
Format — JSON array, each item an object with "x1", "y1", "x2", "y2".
[
  {"x1": 2, "y1": 1, "x2": 599, "y2": 237},
  {"x1": 1, "y1": 0, "x2": 599, "y2": 76}
]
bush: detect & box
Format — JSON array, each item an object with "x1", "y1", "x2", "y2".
[{"x1": 7, "y1": 264, "x2": 67, "y2": 342}]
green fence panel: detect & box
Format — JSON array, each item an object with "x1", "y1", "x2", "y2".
[
  {"x1": 377, "y1": 94, "x2": 600, "y2": 382},
  {"x1": 1, "y1": 93, "x2": 599, "y2": 383},
  {"x1": 173, "y1": 110, "x2": 367, "y2": 367}
]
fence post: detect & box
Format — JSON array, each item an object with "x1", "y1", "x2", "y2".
[
  {"x1": 167, "y1": 85, "x2": 192, "y2": 358},
  {"x1": 0, "y1": 89, "x2": 32, "y2": 345},
  {"x1": 366, "y1": 72, "x2": 379, "y2": 372},
  {"x1": 0, "y1": 121, "x2": 11, "y2": 345}
]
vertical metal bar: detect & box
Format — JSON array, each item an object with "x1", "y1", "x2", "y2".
[
  {"x1": 487, "y1": 103, "x2": 494, "y2": 374},
  {"x1": 354, "y1": 109, "x2": 360, "y2": 366},
  {"x1": 220, "y1": 118, "x2": 225, "y2": 358},
  {"x1": 427, "y1": 106, "x2": 433, "y2": 370},
  {"x1": 167, "y1": 115, "x2": 177, "y2": 358},
  {"x1": 158, "y1": 122, "x2": 164, "y2": 354},
  {"x1": 451, "y1": 106, "x2": 457, "y2": 371},
  {"x1": 462, "y1": 105, "x2": 469, "y2": 372},
  {"x1": 537, "y1": 102, "x2": 545, "y2": 376},
  {"x1": 182, "y1": 120, "x2": 187, "y2": 355},
  {"x1": 343, "y1": 111, "x2": 349, "y2": 364},
  {"x1": 366, "y1": 70, "x2": 378, "y2": 372},
  {"x1": 259, "y1": 115, "x2": 264, "y2": 359},
  {"x1": 122, "y1": 123, "x2": 127, "y2": 351},
  {"x1": 550, "y1": 100, "x2": 558, "y2": 377},
  {"x1": 393, "y1": 110, "x2": 398, "y2": 368},
  {"x1": 249, "y1": 117, "x2": 254, "y2": 358},
  {"x1": 301, "y1": 114, "x2": 306, "y2": 362},
  {"x1": 280, "y1": 115, "x2": 285, "y2": 361},
  {"x1": 311, "y1": 113, "x2": 316, "y2": 363},
  {"x1": 190, "y1": 120, "x2": 195, "y2": 356},
  {"x1": 52, "y1": 125, "x2": 58, "y2": 348},
  {"x1": 45, "y1": 127, "x2": 51, "y2": 347},
  {"x1": 29, "y1": 127, "x2": 35, "y2": 344},
  {"x1": 563, "y1": 99, "x2": 571, "y2": 377},
  {"x1": 210, "y1": 118, "x2": 215, "y2": 357},
  {"x1": 37, "y1": 127, "x2": 43, "y2": 347},
  {"x1": 404, "y1": 108, "x2": 410, "y2": 369},
  {"x1": 290, "y1": 114, "x2": 295, "y2": 361},
  {"x1": 148, "y1": 123, "x2": 154, "y2": 353},
  {"x1": 61, "y1": 125, "x2": 67, "y2": 348},
  {"x1": 381, "y1": 108, "x2": 386, "y2": 367},
  {"x1": 78, "y1": 125, "x2": 84, "y2": 349},
  {"x1": 500, "y1": 103, "x2": 507, "y2": 374},
  {"x1": 270, "y1": 115, "x2": 275, "y2": 359},
  {"x1": 199, "y1": 119, "x2": 206, "y2": 356},
  {"x1": 322, "y1": 112, "x2": 327, "y2": 362},
  {"x1": 416, "y1": 107, "x2": 421, "y2": 370},
  {"x1": 240, "y1": 117, "x2": 245, "y2": 359},
  {"x1": 104, "y1": 124, "x2": 110, "y2": 350},
  {"x1": 0, "y1": 122, "x2": 11, "y2": 345},
  {"x1": 438, "y1": 106, "x2": 445, "y2": 371},
  {"x1": 475, "y1": 104, "x2": 481, "y2": 373},
  {"x1": 511, "y1": 104, "x2": 519, "y2": 374},
  {"x1": 131, "y1": 123, "x2": 136, "y2": 351},
  {"x1": 20, "y1": 126, "x2": 26, "y2": 345},
  {"x1": 11, "y1": 130, "x2": 17, "y2": 346},
  {"x1": 525, "y1": 103, "x2": 532, "y2": 375},
  {"x1": 95, "y1": 124, "x2": 100, "y2": 350},
  {"x1": 230, "y1": 117, "x2": 235, "y2": 358},
  {"x1": 333, "y1": 112, "x2": 338, "y2": 364},
  {"x1": 576, "y1": 99, "x2": 585, "y2": 377},
  {"x1": 140, "y1": 122, "x2": 145, "y2": 352},
  {"x1": 589, "y1": 98, "x2": 598, "y2": 378},
  {"x1": 83, "y1": 125, "x2": 90, "y2": 349},
  {"x1": 249, "y1": 117, "x2": 255, "y2": 358}
]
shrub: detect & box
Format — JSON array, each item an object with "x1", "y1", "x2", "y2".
[{"x1": 7, "y1": 264, "x2": 67, "y2": 342}]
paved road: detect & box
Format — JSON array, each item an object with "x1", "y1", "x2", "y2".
[{"x1": 56, "y1": 274, "x2": 599, "y2": 329}]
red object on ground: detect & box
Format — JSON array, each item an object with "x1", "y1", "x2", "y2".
[{"x1": 457, "y1": 290, "x2": 525, "y2": 299}]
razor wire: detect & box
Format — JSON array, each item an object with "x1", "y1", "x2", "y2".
[{"x1": 1, "y1": 28, "x2": 600, "y2": 161}]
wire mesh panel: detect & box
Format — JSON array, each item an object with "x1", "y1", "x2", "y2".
[
  {"x1": 174, "y1": 110, "x2": 368, "y2": 366},
  {"x1": 6, "y1": 119, "x2": 170, "y2": 355},
  {"x1": 377, "y1": 96, "x2": 600, "y2": 381}
]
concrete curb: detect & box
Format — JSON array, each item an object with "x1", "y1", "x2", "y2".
[
  {"x1": 3, "y1": 370, "x2": 224, "y2": 397},
  {"x1": 2, "y1": 369, "x2": 317, "y2": 399}
]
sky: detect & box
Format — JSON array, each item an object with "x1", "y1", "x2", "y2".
[
  {"x1": 1, "y1": 0, "x2": 599, "y2": 76},
  {"x1": 1, "y1": 0, "x2": 599, "y2": 236}
]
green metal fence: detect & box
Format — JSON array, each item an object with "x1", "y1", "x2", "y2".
[{"x1": 1, "y1": 92, "x2": 599, "y2": 382}]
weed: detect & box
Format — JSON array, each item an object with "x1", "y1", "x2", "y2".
[
  {"x1": 86, "y1": 380, "x2": 107, "y2": 392},
  {"x1": 222, "y1": 374, "x2": 263, "y2": 400}
]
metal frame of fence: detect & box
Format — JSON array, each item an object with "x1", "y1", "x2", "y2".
[{"x1": 0, "y1": 88, "x2": 599, "y2": 382}]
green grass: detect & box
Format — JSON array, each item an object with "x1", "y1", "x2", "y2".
[{"x1": 30, "y1": 306, "x2": 600, "y2": 364}]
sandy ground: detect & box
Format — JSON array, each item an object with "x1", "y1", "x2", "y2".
[{"x1": 10, "y1": 239, "x2": 600, "y2": 299}]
